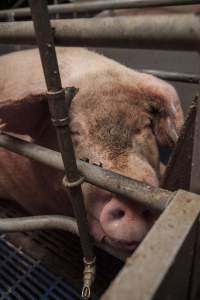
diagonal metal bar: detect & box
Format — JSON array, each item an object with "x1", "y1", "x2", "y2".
[
  {"x1": 161, "y1": 97, "x2": 198, "y2": 191},
  {"x1": 0, "y1": 132, "x2": 172, "y2": 212},
  {"x1": 161, "y1": 97, "x2": 200, "y2": 300},
  {"x1": 190, "y1": 99, "x2": 200, "y2": 193},
  {"x1": 28, "y1": 0, "x2": 95, "y2": 298}
]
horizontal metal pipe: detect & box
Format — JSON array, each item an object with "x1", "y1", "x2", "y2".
[
  {"x1": 0, "y1": 214, "x2": 126, "y2": 260},
  {"x1": 0, "y1": 133, "x2": 172, "y2": 211},
  {"x1": 140, "y1": 69, "x2": 200, "y2": 84},
  {"x1": 0, "y1": 15, "x2": 199, "y2": 51},
  {"x1": 0, "y1": 215, "x2": 78, "y2": 234},
  {"x1": 0, "y1": 0, "x2": 199, "y2": 20}
]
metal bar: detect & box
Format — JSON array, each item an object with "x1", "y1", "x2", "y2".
[
  {"x1": 161, "y1": 97, "x2": 198, "y2": 191},
  {"x1": 0, "y1": 215, "x2": 78, "y2": 234},
  {"x1": 190, "y1": 99, "x2": 200, "y2": 193},
  {"x1": 188, "y1": 222, "x2": 200, "y2": 300},
  {"x1": 161, "y1": 96, "x2": 200, "y2": 299},
  {"x1": 0, "y1": 133, "x2": 172, "y2": 212},
  {"x1": 0, "y1": 215, "x2": 127, "y2": 260},
  {"x1": 0, "y1": 14, "x2": 199, "y2": 51},
  {"x1": 0, "y1": 0, "x2": 199, "y2": 20},
  {"x1": 187, "y1": 77, "x2": 200, "y2": 300},
  {"x1": 28, "y1": 0, "x2": 94, "y2": 297},
  {"x1": 140, "y1": 69, "x2": 200, "y2": 84},
  {"x1": 12, "y1": 0, "x2": 26, "y2": 9},
  {"x1": 101, "y1": 190, "x2": 200, "y2": 300}
]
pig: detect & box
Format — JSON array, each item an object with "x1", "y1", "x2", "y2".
[{"x1": 0, "y1": 47, "x2": 183, "y2": 251}]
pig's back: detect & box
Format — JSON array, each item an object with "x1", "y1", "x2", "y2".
[{"x1": 0, "y1": 47, "x2": 134, "y2": 102}]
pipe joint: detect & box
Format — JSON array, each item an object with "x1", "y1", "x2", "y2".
[
  {"x1": 62, "y1": 175, "x2": 85, "y2": 188},
  {"x1": 51, "y1": 116, "x2": 69, "y2": 127}
]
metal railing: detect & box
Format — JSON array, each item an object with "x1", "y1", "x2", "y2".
[
  {"x1": 0, "y1": 1, "x2": 200, "y2": 299},
  {"x1": 0, "y1": 0, "x2": 199, "y2": 20},
  {"x1": 0, "y1": 14, "x2": 200, "y2": 51}
]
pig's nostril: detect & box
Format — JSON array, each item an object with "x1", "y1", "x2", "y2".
[
  {"x1": 142, "y1": 209, "x2": 151, "y2": 218},
  {"x1": 110, "y1": 209, "x2": 125, "y2": 220}
]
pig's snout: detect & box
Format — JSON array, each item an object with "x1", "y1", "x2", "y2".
[{"x1": 100, "y1": 197, "x2": 149, "y2": 249}]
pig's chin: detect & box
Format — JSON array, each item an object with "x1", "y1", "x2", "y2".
[{"x1": 103, "y1": 236, "x2": 139, "y2": 252}]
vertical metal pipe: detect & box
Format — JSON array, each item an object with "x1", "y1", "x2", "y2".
[{"x1": 28, "y1": 0, "x2": 95, "y2": 298}]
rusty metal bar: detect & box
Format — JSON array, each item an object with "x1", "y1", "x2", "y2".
[
  {"x1": 140, "y1": 69, "x2": 200, "y2": 84},
  {"x1": 101, "y1": 190, "x2": 200, "y2": 300},
  {"x1": 0, "y1": 0, "x2": 199, "y2": 20},
  {"x1": 0, "y1": 14, "x2": 200, "y2": 51},
  {"x1": 0, "y1": 133, "x2": 171, "y2": 211},
  {"x1": 28, "y1": 0, "x2": 95, "y2": 297}
]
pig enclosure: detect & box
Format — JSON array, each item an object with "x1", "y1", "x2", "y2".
[{"x1": 0, "y1": 1, "x2": 200, "y2": 299}]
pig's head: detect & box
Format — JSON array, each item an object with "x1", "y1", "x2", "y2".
[
  {"x1": 69, "y1": 70, "x2": 183, "y2": 251},
  {"x1": 0, "y1": 68, "x2": 183, "y2": 252}
]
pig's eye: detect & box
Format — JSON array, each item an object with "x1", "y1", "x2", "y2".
[
  {"x1": 134, "y1": 128, "x2": 142, "y2": 135},
  {"x1": 70, "y1": 130, "x2": 81, "y2": 146}
]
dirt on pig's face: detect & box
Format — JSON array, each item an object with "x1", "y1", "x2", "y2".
[
  {"x1": 68, "y1": 73, "x2": 182, "y2": 251},
  {"x1": 0, "y1": 48, "x2": 183, "y2": 252}
]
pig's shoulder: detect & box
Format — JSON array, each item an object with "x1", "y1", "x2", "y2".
[{"x1": 0, "y1": 48, "x2": 46, "y2": 102}]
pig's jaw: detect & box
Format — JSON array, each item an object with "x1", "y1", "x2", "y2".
[{"x1": 103, "y1": 237, "x2": 139, "y2": 252}]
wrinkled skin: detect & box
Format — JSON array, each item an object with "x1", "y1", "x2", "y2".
[{"x1": 0, "y1": 47, "x2": 184, "y2": 252}]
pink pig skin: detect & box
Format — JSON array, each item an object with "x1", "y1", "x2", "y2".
[{"x1": 0, "y1": 47, "x2": 183, "y2": 251}]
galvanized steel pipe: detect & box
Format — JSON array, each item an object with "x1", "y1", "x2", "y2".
[
  {"x1": 0, "y1": 133, "x2": 172, "y2": 212},
  {"x1": 0, "y1": 14, "x2": 199, "y2": 51},
  {"x1": 0, "y1": 0, "x2": 199, "y2": 20},
  {"x1": 0, "y1": 214, "x2": 128, "y2": 260},
  {"x1": 140, "y1": 69, "x2": 200, "y2": 84},
  {"x1": 0, "y1": 215, "x2": 78, "y2": 235},
  {"x1": 29, "y1": 0, "x2": 94, "y2": 274}
]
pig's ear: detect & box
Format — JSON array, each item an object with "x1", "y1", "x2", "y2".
[
  {"x1": 141, "y1": 76, "x2": 184, "y2": 147},
  {"x1": 0, "y1": 94, "x2": 49, "y2": 136}
]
